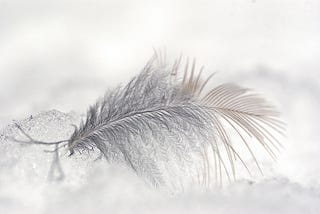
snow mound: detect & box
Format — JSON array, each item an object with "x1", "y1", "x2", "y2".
[{"x1": 0, "y1": 110, "x2": 319, "y2": 214}]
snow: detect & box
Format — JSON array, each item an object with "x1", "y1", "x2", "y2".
[
  {"x1": 0, "y1": 108, "x2": 319, "y2": 213},
  {"x1": 1, "y1": 0, "x2": 320, "y2": 213}
]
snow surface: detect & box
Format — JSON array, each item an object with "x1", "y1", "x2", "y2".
[
  {"x1": 0, "y1": 110, "x2": 319, "y2": 214},
  {"x1": 1, "y1": 0, "x2": 320, "y2": 213}
]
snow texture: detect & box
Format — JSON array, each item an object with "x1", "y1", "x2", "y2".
[{"x1": 0, "y1": 109, "x2": 319, "y2": 214}]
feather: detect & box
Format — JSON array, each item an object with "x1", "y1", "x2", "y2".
[{"x1": 65, "y1": 53, "x2": 284, "y2": 187}]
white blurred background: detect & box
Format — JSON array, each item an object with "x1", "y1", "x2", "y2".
[
  {"x1": 1, "y1": 0, "x2": 319, "y2": 122},
  {"x1": 0, "y1": 0, "x2": 320, "y2": 209}
]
